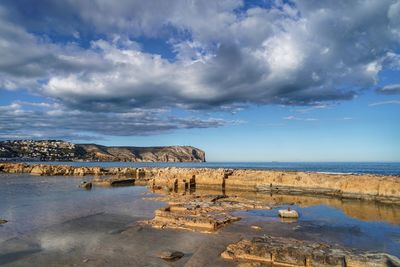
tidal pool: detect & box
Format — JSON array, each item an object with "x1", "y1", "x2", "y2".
[{"x1": 0, "y1": 173, "x2": 164, "y2": 242}]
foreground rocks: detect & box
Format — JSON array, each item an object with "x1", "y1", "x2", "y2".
[
  {"x1": 1, "y1": 163, "x2": 400, "y2": 204},
  {"x1": 278, "y1": 208, "x2": 299, "y2": 219},
  {"x1": 144, "y1": 192, "x2": 270, "y2": 232},
  {"x1": 158, "y1": 250, "x2": 185, "y2": 261},
  {"x1": 221, "y1": 236, "x2": 400, "y2": 267}
]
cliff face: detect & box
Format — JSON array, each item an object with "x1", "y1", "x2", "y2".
[
  {"x1": 76, "y1": 144, "x2": 206, "y2": 162},
  {"x1": 0, "y1": 140, "x2": 206, "y2": 162}
]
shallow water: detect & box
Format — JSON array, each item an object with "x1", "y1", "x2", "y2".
[
  {"x1": 234, "y1": 204, "x2": 400, "y2": 257},
  {"x1": 25, "y1": 161, "x2": 400, "y2": 175},
  {"x1": 0, "y1": 173, "x2": 163, "y2": 242},
  {"x1": 1, "y1": 173, "x2": 400, "y2": 265}
]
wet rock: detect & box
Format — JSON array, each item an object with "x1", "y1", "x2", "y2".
[
  {"x1": 79, "y1": 181, "x2": 92, "y2": 190},
  {"x1": 145, "y1": 193, "x2": 269, "y2": 232},
  {"x1": 92, "y1": 177, "x2": 135, "y2": 186},
  {"x1": 221, "y1": 236, "x2": 400, "y2": 267},
  {"x1": 158, "y1": 250, "x2": 184, "y2": 261},
  {"x1": 278, "y1": 208, "x2": 299, "y2": 219},
  {"x1": 0, "y1": 219, "x2": 7, "y2": 224}
]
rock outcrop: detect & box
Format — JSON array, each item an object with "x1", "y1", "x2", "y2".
[
  {"x1": 221, "y1": 236, "x2": 400, "y2": 267},
  {"x1": 149, "y1": 167, "x2": 400, "y2": 204},
  {"x1": 144, "y1": 192, "x2": 269, "y2": 232},
  {"x1": 1, "y1": 163, "x2": 400, "y2": 204}
]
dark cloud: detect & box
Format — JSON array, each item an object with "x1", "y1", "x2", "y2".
[{"x1": 0, "y1": 103, "x2": 227, "y2": 140}]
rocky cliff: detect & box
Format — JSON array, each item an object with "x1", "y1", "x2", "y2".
[
  {"x1": 0, "y1": 140, "x2": 205, "y2": 162},
  {"x1": 76, "y1": 144, "x2": 205, "y2": 162}
]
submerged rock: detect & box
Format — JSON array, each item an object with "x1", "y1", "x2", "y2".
[
  {"x1": 158, "y1": 250, "x2": 184, "y2": 261},
  {"x1": 0, "y1": 219, "x2": 7, "y2": 224},
  {"x1": 79, "y1": 181, "x2": 92, "y2": 190},
  {"x1": 92, "y1": 177, "x2": 135, "y2": 186}
]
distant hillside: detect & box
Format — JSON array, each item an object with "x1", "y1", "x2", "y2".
[
  {"x1": 0, "y1": 140, "x2": 206, "y2": 162},
  {"x1": 75, "y1": 143, "x2": 205, "y2": 162}
]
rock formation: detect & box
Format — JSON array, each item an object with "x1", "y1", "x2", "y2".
[
  {"x1": 221, "y1": 236, "x2": 400, "y2": 267},
  {"x1": 1, "y1": 163, "x2": 400, "y2": 204},
  {"x1": 149, "y1": 167, "x2": 400, "y2": 204},
  {"x1": 144, "y1": 193, "x2": 269, "y2": 232}
]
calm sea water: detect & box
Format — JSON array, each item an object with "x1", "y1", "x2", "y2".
[
  {"x1": 26, "y1": 161, "x2": 400, "y2": 176},
  {"x1": 0, "y1": 174, "x2": 163, "y2": 242}
]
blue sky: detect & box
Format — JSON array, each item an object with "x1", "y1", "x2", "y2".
[{"x1": 0, "y1": 0, "x2": 399, "y2": 161}]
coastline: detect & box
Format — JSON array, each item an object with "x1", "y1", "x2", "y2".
[
  {"x1": 1, "y1": 162, "x2": 400, "y2": 204},
  {"x1": 2, "y1": 166, "x2": 400, "y2": 266}
]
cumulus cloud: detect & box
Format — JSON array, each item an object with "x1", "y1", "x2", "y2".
[
  {"x1": 2, "y1": 1, "x2": 400, "y2": 108},
  {"x1": 0, "y1": 0, "x2": 400, "y2": 138}
]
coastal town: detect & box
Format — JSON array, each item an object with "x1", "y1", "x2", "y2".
[{"x1": 0, "y1": 140, "x2": 76, "y2": 161}]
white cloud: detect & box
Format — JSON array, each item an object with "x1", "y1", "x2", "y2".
[
  {"x1": 369, "y1": 100, "x2": 400, "y2": 107},
  {"x1": 377, "y1": 84, "x2": 400, "y2": 95},
  {"x1": 283, "y1": 116, "x2": 319, "y2": 121}
]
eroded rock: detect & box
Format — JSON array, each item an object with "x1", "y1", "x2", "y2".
[
  {"x1": 1, "y1": 163, "x2": 400, "y2": 204},
  {"x1": 221, "y1": 236, "x2": 400, "y2": 267},
  {"x1": 144, "y1": 192, "x2": 270, "y2": 232}
]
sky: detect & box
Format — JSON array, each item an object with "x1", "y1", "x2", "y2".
[{"x1": 0, "y1": 0, "x2": 399, "y2": 162}]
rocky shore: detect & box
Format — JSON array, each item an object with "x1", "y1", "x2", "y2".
[
  {"x1": 2, "y1": 163, "x2": 400, "y2": 266},
  {"x1": 1, "y1": 163, "x2": 399, "y2": 204}
]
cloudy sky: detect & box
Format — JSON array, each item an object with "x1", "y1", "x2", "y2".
[{"x1": 0, "y1": 0, "x2": 399, "y2": 161}]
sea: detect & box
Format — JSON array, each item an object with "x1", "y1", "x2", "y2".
[{"x1": 25, "y1": 161, "x2": 400, "y2": 176}]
